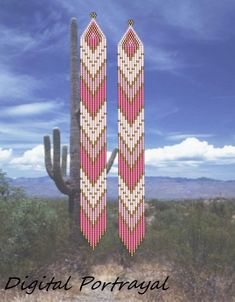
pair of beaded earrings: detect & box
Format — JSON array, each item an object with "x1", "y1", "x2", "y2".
[{"x1": 80, "y1": 13, "x2": 144, "y2": 255}]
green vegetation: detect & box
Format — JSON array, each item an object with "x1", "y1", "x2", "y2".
[
  {"x1": 145, "y1": 199, "x2": 235, "y2": 269},
  {"x1": 0, "y1": 197, "x2": 70, "y2": 279},
  {"x1": 0, "y1": 170, "x2": 234, "y2": 300}
]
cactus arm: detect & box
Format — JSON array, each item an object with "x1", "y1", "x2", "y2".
[
  {"x1": 53, "y1": 128, "x2": 61, "y2": 173},
  {"x1": 43, "y1": 135, "x2": 54, "y2": 179},
  {"x1": 53, "y1": 171, "x2": 72, "y2": 195},
  {"x1": 61, "y1": 145, "x2": 68, "y2": 177},
  {"x1": 107, "y1": 148, "x2": 118, "y2": 174},
  {"x1": 52, "y1": 128, "x2": 72, "y2": 195}
]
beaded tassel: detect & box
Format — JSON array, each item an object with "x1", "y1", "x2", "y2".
[
  {"x1": 118, "y1": 20, "x2": 145, "y2": 255},
  {"x1": 80, "y1": 13, "x2": 107, "y2": 248}
]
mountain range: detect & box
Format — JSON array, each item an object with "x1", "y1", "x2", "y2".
[{"x1": 10, "y1": 176, "x2": 235, "y2": 200}]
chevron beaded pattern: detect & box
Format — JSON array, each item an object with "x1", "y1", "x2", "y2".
[
  {"x1": 80, "y1": 16, "x2": 107, "y2": 248},
  {"x1": 118, "y1": 22, "x2": 145, "y2": 255}
]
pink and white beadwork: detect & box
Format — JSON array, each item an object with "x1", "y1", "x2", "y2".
[
  {"x1": 80, "y1": 16, "x2": 107, "y2": 248},
  {"x1": 118, "y1": 21, "x2": 145, "y2": 255}
]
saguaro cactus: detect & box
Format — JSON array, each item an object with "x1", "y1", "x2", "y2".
[{"x1": 43, "y1": 17, "x2": 118, "y2": 231}]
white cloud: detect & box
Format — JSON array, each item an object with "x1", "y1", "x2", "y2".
[
  {"x1": 10, "y1": 148, "x2": 119, "y2": 174},
  {"x1": 145, "y1": 137, "x2": 235, "y2": 167},
  {"x1": 7, "y1": 138, "x2": 235, "y2": 177},
  {"x1": 109, "y1": 166, "x2": 118, "y2": 174},
  {"x1": 0, "y1": 148, "x2": 12, "y2": 162},
  {"x1": 9, "y1": 143, "x2": 69, "y2": 173},
  {"x1": 10, "y1": 145, "x2": 44, "y2": 171},
  {"x1": 2, "y1": 101, "x2": 61, "y2": 117}
]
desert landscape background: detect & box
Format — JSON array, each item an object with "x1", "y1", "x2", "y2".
[
  {"x1": 1, "y1": 1, "x2": 235, "y2": 301},
  {"x1": 0, "y1": 171, "x2": 234, "y2": 301}
]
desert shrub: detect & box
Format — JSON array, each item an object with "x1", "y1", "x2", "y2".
[
  {"x1": 0, "y1": 170, "x2": 234, "y2": 300},
  {"x1": 142, "y1": 199, "x2": 235, "y2": 269},
  {"x1": 0, "y1": 169, "x2": 9, "y2": 198},
  {"x1": 0, "y1": 197, "x2": 70, "y2": 280}
]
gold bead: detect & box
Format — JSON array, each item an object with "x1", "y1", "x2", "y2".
[
  {"x1": 128, "y1": 19, "x2": 134, "y2": 26},
  {"x1": 90, "y1": 12, "x2": 97, "y2": 19}
]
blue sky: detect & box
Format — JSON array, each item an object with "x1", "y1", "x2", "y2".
[{"x1": 0, "y1": 0, "x2": 235, "y2": 179}]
